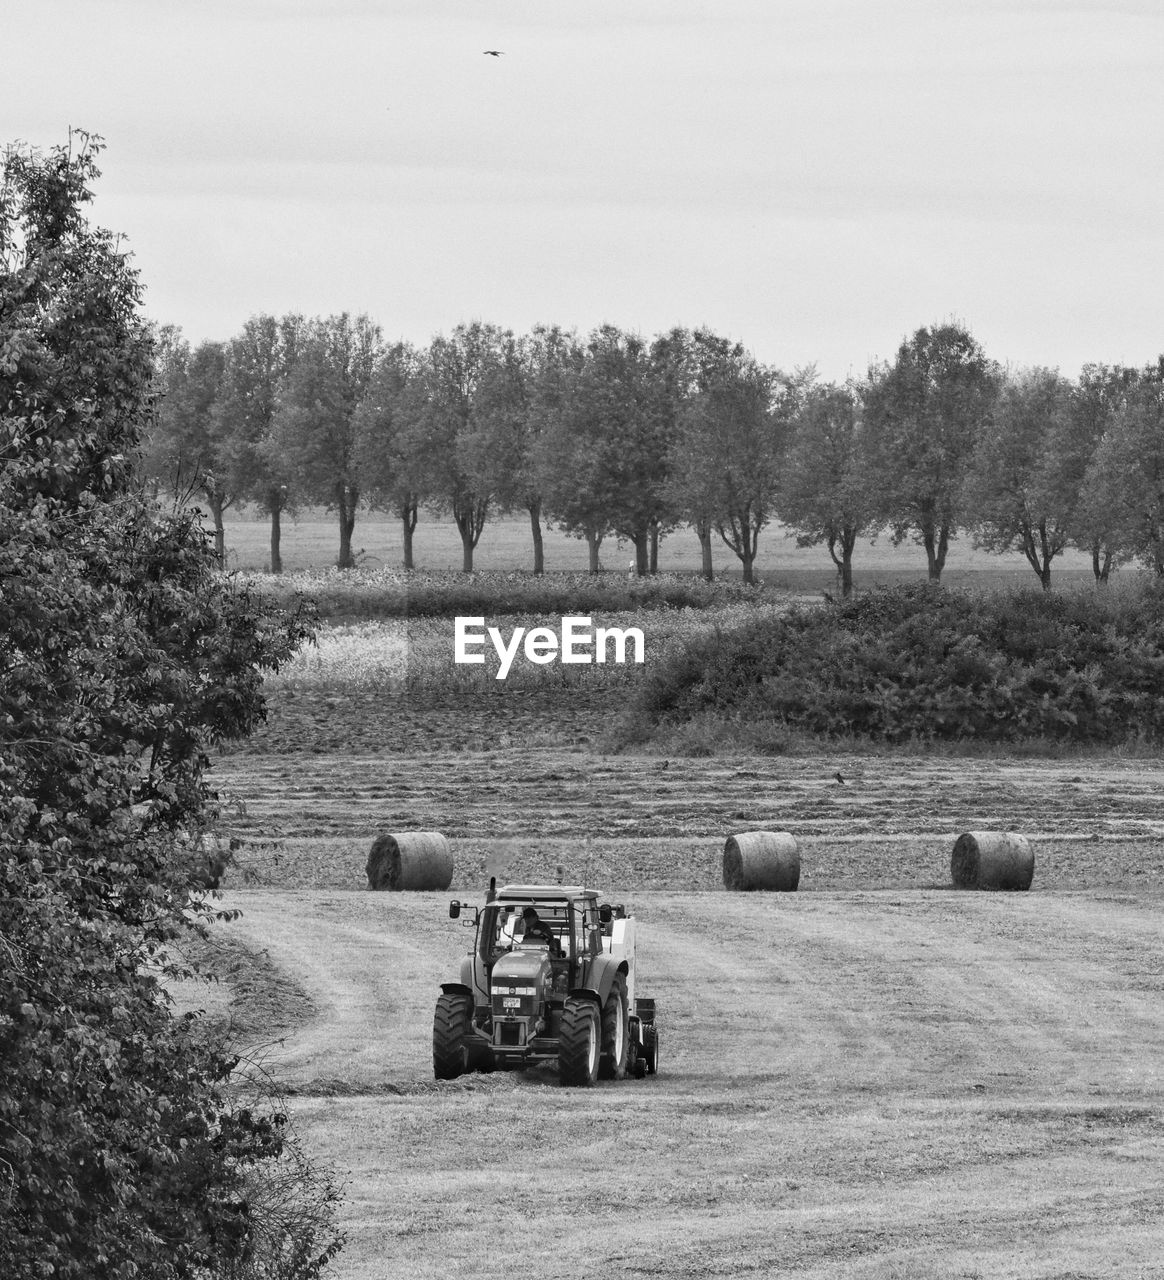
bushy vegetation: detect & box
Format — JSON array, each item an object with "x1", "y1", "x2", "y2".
[
  {"x1": 242, "y1": 565, "x2": 770, "y2": 620},
  {"x1": 1, "y1": 133, "x2": 340, "y2": 1279},
  {"x1": 619, "y1": 581, "x2": 1164, "y2": 748}
]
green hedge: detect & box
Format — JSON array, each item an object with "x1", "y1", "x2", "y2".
[
  {"x1": 235, "y1": 567, "x2": 766, "y2": 620},
  {"x1": 621, "y1": 581, "x2": 1164, "y2": 745}
]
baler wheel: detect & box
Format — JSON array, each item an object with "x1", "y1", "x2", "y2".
[
  {"x1": 642, "y1": 1022, "x2": 659, "y2": 1075},
  {"x1": 599, "y1": 974, "x2": 629, "y2": 1080}
]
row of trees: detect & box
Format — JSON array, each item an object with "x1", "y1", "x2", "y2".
[{"x1": 148, "y1": 313, "x2": 1164, "y2": 595}]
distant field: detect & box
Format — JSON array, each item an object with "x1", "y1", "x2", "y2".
[{"x1": 214, "y1": 506, "x2": 1103, "y2": 589}]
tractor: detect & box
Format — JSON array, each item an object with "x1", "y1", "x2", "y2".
[{"x1": 433, "y1": 880, "x2": 659, "y2": 1086}]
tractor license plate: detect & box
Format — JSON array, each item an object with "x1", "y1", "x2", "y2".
[{"x1": 502, "y1": 998, "x2": 521, "y2": 1009}]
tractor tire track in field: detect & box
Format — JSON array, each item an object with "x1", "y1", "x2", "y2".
[
  {"x1": 213, "y1": 889, "x2": 1164, "y2": 1102},
  {"x1": 211, "y1": 888, "x2": 1164, "y2": 1280}
]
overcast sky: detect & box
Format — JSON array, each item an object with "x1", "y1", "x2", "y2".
[{"x1": 5, "y1": 0, "x2": 1162, "y2": 381}]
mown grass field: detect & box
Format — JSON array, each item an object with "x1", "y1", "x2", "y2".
[
  {"x1": 201, "y1": 580, "x2": 1164, "y2": 1279},
  {"x1": 211, "y1": 885, "x2": 1164, "y2": 1280}
]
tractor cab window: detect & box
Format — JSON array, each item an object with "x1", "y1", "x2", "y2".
[
  {"x1": 517, "y1": 906, "x2": 565, "y2": 955},
  {"x1": 573, "y1": 902, "x2": 600, "y2": 959},
  {"x1": 495, "y1": 908, "x2": 518, "y2": 949}
]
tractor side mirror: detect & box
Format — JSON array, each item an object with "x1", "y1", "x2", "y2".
[
  {"x1": 599, "y1": 903, "x2": 612, "y2": 924},
  {"x1": 449, "y1": 901, "x2": 461, "y2": 919}
]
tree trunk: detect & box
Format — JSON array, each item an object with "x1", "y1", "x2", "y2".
[
  {"x1": 648, "y1": 520, "x2": 659, "y2": 575},
  {"x1": 1021, "y1": 522, "x2": 1054, "y2": 590},
  {"x1": 336, "y1": 484, "x2": 358, "y2": 569},
  {"x1": 716, "y1": 510, "x2": 762, "y2": 585},
  {"x1": 400, "y1": 495, "x2": 418, "y2": 571},
  {"x1": 633, "y1": 530, "x2": 649, "y2": 576},
  {"x1": 696, "y1": 518, "x2": 714, "y2": 582},
  {"x1": 828, "y1": 530, "x2": 856, "y2": 598},
  {"x1": 585, "y1": 530, "x2": 603, "y2": 574},
  {"x1": 269, "y1": 489, "x2": 283, "y2": 575},
  {"x1": 457, "y1": 516, "x2": 475, "y2": 573},
  {"x1": 453, "y1": 495, "x2": 487, "y2": 573},
  {"x1": 529, "y1": 502, "x2": 545, "y2": 575},
  {"x1": 923, "y1": 522, "x2": 951, "y2": 581},
  {"x1": 922, "y1": 530, "x2": 939, "y2": 580},
  {"x1": 207, "y1": 492, "x2": 226, "y2": 562}
]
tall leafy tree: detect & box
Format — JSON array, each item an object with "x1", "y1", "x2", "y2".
[
  {"x1": 656, "y1": 327, "x2": 748, "y2": 581},
  {"x1": 962, "y1": 367, "x2": 1077, "y2": 589},
  {"x1": 1, "y1": 131, "x2": 340, "y2": 1280},
  {"x1": 673, "y1": 350, "x2": 790, "y2": 584},
  {"x1": 215, "y1": 312, "x2": 305, "y2": 573},
  {"x1": 146, "y1": 332, "x2": 235, "y2": 558},
  {"x1": 537, "y1": 325, "x2": 671, "y2": 576},
  {"x1": 530, "y1": 328, "x2": 616, "y2": 573},
  {"x1": 466, "y1": 328, "x2": 545, "y2": 572},
  {"x1": 530, "y1": 335, "x2": 612, "y2": 570},
  {"x1": 1082, "y1": 362, "x2": 1164, "y2": 574},
  {"x1": 353, "y1": 340, "x2": 425, "y2": 570},
  {"x1": 779, "y1": 382, "x2": 869, "y2": 596},
  {"x1": 590, "y1": 325, "x2": 672, "y2": 575},
  {"x1": 863, "y1": 323, "x2": 1000, "y2": 580},
  {"x1": 271, "y1": 312, "x2": 381, "y2": 569},
  {"x1": 403, "y1": 321, "x2": 508, "y2": 573},
  {"x1": 1069, "y1": 363, "x2": 1143, "y2": 583}
]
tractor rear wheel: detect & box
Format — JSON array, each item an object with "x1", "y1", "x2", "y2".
[
  {"x1": 558, "y1": 997, "x2": 600, "y2": 1087},
  {"x1": 433, "y1": 991, "x2": 473, "y2": 1080},
  {"x1": 599, "y1": 974, "x2": 629, "y2": 1080}
]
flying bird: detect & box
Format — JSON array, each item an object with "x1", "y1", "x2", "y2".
[{"x1": 483, "y1": 49, "x2": 504, "y2": 56}]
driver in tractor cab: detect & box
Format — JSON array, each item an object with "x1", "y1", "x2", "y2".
[{"x1": 519, "y1": 906, "x2": 562, "y2": 956}]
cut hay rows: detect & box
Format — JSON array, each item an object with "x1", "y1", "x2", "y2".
[
  {"x1": 723, "y1": 830, "x2": 801, "y2": 891},
  {"x1": 366, "y1": 832, "x2": 453, "y2": 891},
  {"x1": 951, "y1": 831, "x2": 1035, "y2": 891}
]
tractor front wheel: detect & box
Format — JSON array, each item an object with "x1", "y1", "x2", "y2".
[
  {"x1": 558, "y1": 996, "x2": 600, "y2": 1087},
  {"x1": 433, "y1": 991, "x2": 473, "y2": 1080},
  {"x1": 599, "y1": 974, "x2": 629, "y2": 1080}
]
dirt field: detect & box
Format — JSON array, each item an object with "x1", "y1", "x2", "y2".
[{"x1": 205, "y1": 688, "x2": 1164, "y2": 1279}]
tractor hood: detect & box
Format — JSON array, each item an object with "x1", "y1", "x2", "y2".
[{"x1": 491, "y1": 947, "x2": 552, "y2": 993}]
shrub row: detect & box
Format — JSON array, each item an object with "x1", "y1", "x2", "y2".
[
  {"x1": 238, "y1": 566, "x2": 768, "y2": 620},
  {"x1": 620, "y1": 581, "x2": 1164, "y2": 746}
]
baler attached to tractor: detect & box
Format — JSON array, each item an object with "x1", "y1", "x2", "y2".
[{"x1": 433, "y1": 880, "x2": 659, "y2": 1087}]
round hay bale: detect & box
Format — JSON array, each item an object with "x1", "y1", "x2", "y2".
[
  {"x1": 951, "y1": 831, "x2": 1034, "y2": 891},
  {"x1": 723, "y1": 831, "x2": 800, "y2": 892},
  {"x1": 366, "y1": 832, "x2": 453, "y2": 891}
]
